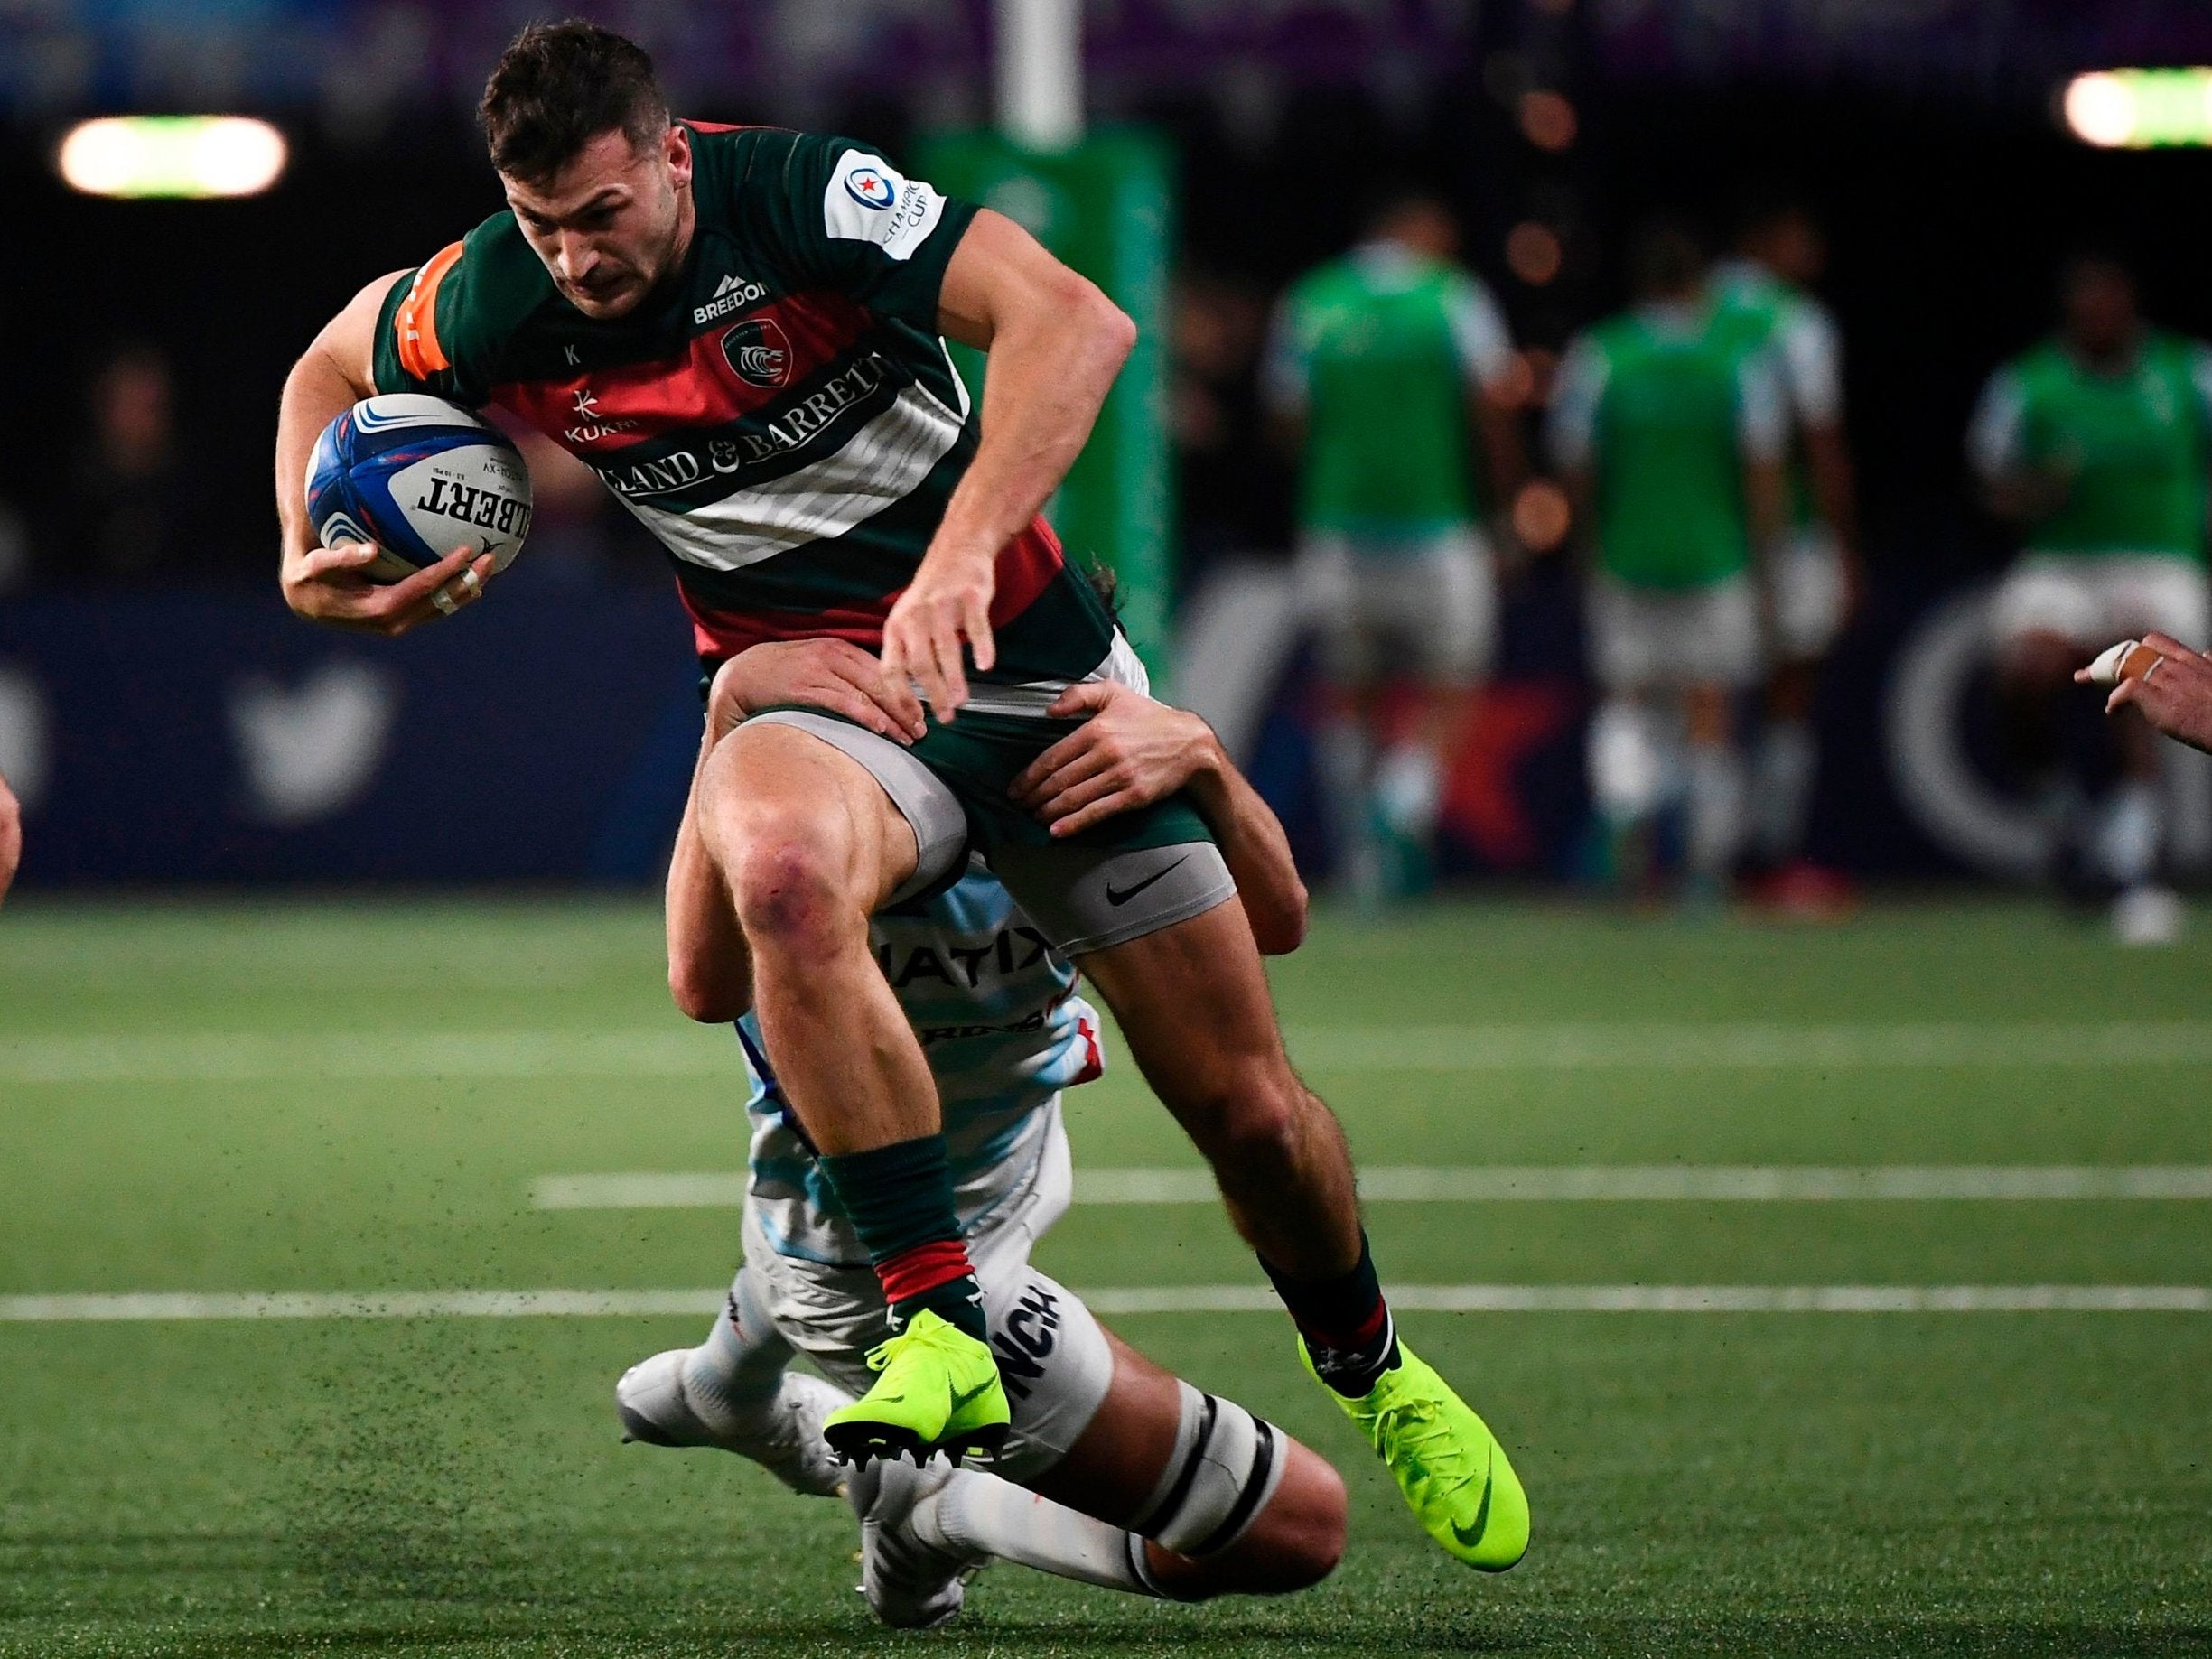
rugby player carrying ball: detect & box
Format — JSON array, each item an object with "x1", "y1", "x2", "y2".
[{"x1": 272, "y1": 21, "x2": 1524, "y2": 1569}]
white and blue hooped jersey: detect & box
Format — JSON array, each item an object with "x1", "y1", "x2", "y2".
[{"x1": 738, "y1": 862, "x2": 1105, "y2": 1267}]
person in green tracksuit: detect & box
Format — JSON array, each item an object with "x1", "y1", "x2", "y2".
[
  {"x1": 1548, "y1": 220, "x2": 1786, "y2": 899},
  {"x1": 1706, "y1": 198, "x2": 1860, "y2": 902},
  {"x1": 1263, "y1": 191, "x2": 1528, "y2": 899},
  {"x1": 1969, "y1": 254, "x2": 2212, "y2": 944}
]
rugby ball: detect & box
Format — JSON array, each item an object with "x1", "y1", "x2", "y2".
[{"x1": 305, "y1": 394, "x2": 533, "y2": 583}]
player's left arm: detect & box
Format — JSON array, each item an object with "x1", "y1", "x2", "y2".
[
  {"x1": 1009, "y1": 682, "x2": 1308, "y2": 954},
  {"x1": 1737, "y1": 351, "x2": 1789, "y2": 638},
  {"x1": 1787, "y1": 304, "x2": 1862, "y2": 593},
  {"x1": 883, "y1": 212, "x2": 1137, "y2": 720}
]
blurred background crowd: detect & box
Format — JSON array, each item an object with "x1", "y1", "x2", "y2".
[{"x1": 5, "y1": 0, "x2": 2212, "y2": 931}]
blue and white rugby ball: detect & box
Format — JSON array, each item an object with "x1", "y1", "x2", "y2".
[{"x1": 305, "y1": 394, "x2": 533, "y2": 583}]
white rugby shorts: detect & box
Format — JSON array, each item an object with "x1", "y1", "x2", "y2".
[
  {"x1": 1587, "y1": 571, "x2": 1761, "y2": 694},
  {"x1": 1296, "y1": 527, "x2": 1497, "y2": 686},
  {"x1": 1990, "y1": 553, "x2": 2211, "y2": 655},
  {"x1": 734, "y1": 1107, "x2": 1115, "y2": 1482}
]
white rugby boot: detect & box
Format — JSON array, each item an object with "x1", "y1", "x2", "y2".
[
  {"x1": 846, "y1": 1455, "x2": 989, "y2": 1629},
  {"x1": 615, "y1": 1351, "x2": 849, "y2": 1498}
]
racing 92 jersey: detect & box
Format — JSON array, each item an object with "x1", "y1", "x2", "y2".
[
  {"x1": 370, "y1": 122, "x2": 1122, "y2": 686},
  {"x1": 738, "y1": 863, "x2": 1105, "y2": 1267}
]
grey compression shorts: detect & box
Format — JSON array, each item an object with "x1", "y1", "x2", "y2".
[{"x1": 744, "y1": 706, "x2": 1237, "y2": 955}]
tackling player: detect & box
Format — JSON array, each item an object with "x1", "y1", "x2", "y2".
[
  {"x1": 615, "y1": 637, "x2": 1524, "y2": 1625},
  {"x1": 1263, "y1": 190, "x2": 1528, "y2": 901},
  {"x1": 1549, "y1": 221, "x2": 1787, "y2": 900},
  {"x1": 271, "y1": 21, "x2": 1521, "y2": 1563},
  {"x1": 1969, "y1": 255, "x2": 2212, "y2": 945},
  {"x1": 1706, "y1": 197, "x2": 1859, "y2": 909}
]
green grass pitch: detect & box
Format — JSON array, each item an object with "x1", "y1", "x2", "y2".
[{"x1": 3, "y1": 898, "x2": 2210, "y2": 1656}]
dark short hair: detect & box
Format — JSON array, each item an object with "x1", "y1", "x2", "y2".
[
  {"x1": 1628, "y1": 217, "x2": 1707, "y2": 299},
  {"x1": 481, "y1": 19, "x2": 669, "y2": 185}
]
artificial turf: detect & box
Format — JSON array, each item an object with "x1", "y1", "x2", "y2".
[{"x1": 3, "y1": 898, "x2": 2209, "y2": 1655}]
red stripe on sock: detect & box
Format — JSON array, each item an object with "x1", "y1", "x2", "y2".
[
  {"x1": 875, "y1": 1239, "x2": 975, "y2": 1306},
  {"x1": 1304, "y1": 1299, "x2": 1390, "y2": 1354}
]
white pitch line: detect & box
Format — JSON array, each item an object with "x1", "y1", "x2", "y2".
[
  {"x1": 4, "y1": 1284, "x2": 2207, "y2": 1323},
  {"x1": 531, "y1": 1165, "x2": 2212, "y2": 1211},
  {"x1": 14, "y1": 1021, "x2": 2212, "y2": 1084}
]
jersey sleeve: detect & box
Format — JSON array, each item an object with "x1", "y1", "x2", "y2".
[
  {"x1": 1442, "y1": 273, "x2": 1517, "y2": 391},
  {"x1": 371, "y1": 242, "x2": 492, "y2": 406},
  {"x1": 749, "y1": 132, "x2": 979, "y2": 331},
  {"x1": 1778, "y1": 299, "x2": 1843, "y2": 428},
  {"x1": 1734, "y1": 350, "x2": 1787, "y2": 461},
  {"x1": 2188, "y1": 342, "x2": 2212, "y2": 427},
  {"x1": 1545, "y1": 334, "x2": 1607, "y2": 469},
  {"x1": 1966, "y1": 367, "x2": 2028, "y2": 480}
]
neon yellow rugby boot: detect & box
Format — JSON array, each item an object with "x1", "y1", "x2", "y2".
[
  {"x1": 822, "y1": 1309, "x2": 1011, "y2": 1466},
  {"x1": 1305, "y1": 1338, "x2": 1530, "y2": 1570}
]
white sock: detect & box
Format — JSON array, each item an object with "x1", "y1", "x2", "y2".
[
  {"x1": 1750, "y1": 720, "x2": 1816, "y2": 864},
  {"x1": 684, "y1": 1278, "x2": 796, "y2": 1418},
  {"x1": 1588, "y1": 699, "x2": 1677, "y2": 828},
  {"x1": 1685, "y1": 742, "x2": 1746, "y2": 882},
  {"x1": 913, "y1": 1469, "x2": 1165, "y2": 1598}
]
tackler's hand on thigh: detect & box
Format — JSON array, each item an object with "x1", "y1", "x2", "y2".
[
  {"x1": 707, "y1": 640, "x2": 928, "y2": 745},
  {"x1": 1010, "y1": 682, "x2": 1218, "y2": 838}
]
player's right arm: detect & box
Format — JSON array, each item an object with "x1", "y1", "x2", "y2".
[
  {"x1": 274, "y1": 272, "x2": 492, "y2": 636},
  {"x1": 1009, "y1": 683, "x2": 1309, "y2": 954},
  {"x1": 1545, "y1": 333, "x2": 1604, "y2": 578}
]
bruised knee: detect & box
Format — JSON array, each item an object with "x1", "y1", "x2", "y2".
[{"x1": 728, "y1": 825, "x2": 856, "y2": 953}]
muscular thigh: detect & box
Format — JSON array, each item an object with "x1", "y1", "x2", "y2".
[
  {"x1": 700, "y1": 720, "x2": 920, "y2": 911},
  {"x1": 1074, "y1": 898, "x2": 1293, "y2": 1108}
]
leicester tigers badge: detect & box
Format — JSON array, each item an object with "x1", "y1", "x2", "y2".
[{"x1": 723, "y1": 318, "x2": 792, "y2": 389}]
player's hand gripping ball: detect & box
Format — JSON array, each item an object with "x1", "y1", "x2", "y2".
[{"x1": 305, "y1": 394, "x2": 532, "y2": 583}]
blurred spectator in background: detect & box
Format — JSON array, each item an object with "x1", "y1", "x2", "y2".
[
  {"x1": 1171, "y1": 268, "x2": 1291, "y2": 583},
  {"x1": 1262, "y1": 188, "x2": 1528, "y2": 900},
  {"x1": 1707, "y1": 194, "x2": 1858, "y2": 912},
  {"x1": 1550, "y1": 220, "x2": 1786, "y2": 905},
  {"x1": 1968, "y1": 255, "x2": 2212, "y2": 945},
  {"x1": 51, "y1": 343, "x2": 200, "y2": 585}
]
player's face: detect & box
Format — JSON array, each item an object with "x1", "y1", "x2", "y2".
[
  {"x1": 2063, "y1": 266, "x2": 2137, "y2": 358},
  {"x1": 502, "y1": 125, "x2": 694, "y2": 321}
]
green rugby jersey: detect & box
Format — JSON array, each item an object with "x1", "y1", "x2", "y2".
[
  {"x1": 1705, "y1": 258, "x2": 1842, "y2": 529},
  {"x1": 1968, "y1": 332, "x2": 2212, "y2": 564},
  {"x1": 371, "y1": 123, "x2": 1121, "y2": 691},
  {"x1": 1262, "y1": 242, "x2": 1515, "y2": 539},
  {"x1": 1548, "y1": 303, "x2": 1784, "y2": 589}
]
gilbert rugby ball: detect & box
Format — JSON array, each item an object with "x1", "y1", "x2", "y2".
[{"x1": 306, "y1": 394, "x2": 533, "y2": 583}]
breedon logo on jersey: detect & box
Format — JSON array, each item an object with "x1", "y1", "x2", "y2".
[
  {"x1": 694, "y1": 270, "x2": 769, "y2": 326},
  {"x1": 722, "y1": 319, "x2": 793, "y2": 389},
  {"x1": 845, "y1": 165, "x2": 898, "y2": 210}
]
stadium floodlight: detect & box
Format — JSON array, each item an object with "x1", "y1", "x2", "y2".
[
  {"x1": 57, "y1": 116, "x2": 287, "y2": 199},
  {"x1": 2062, "y1": 69, "x2": 2212, "y2": 148}
]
